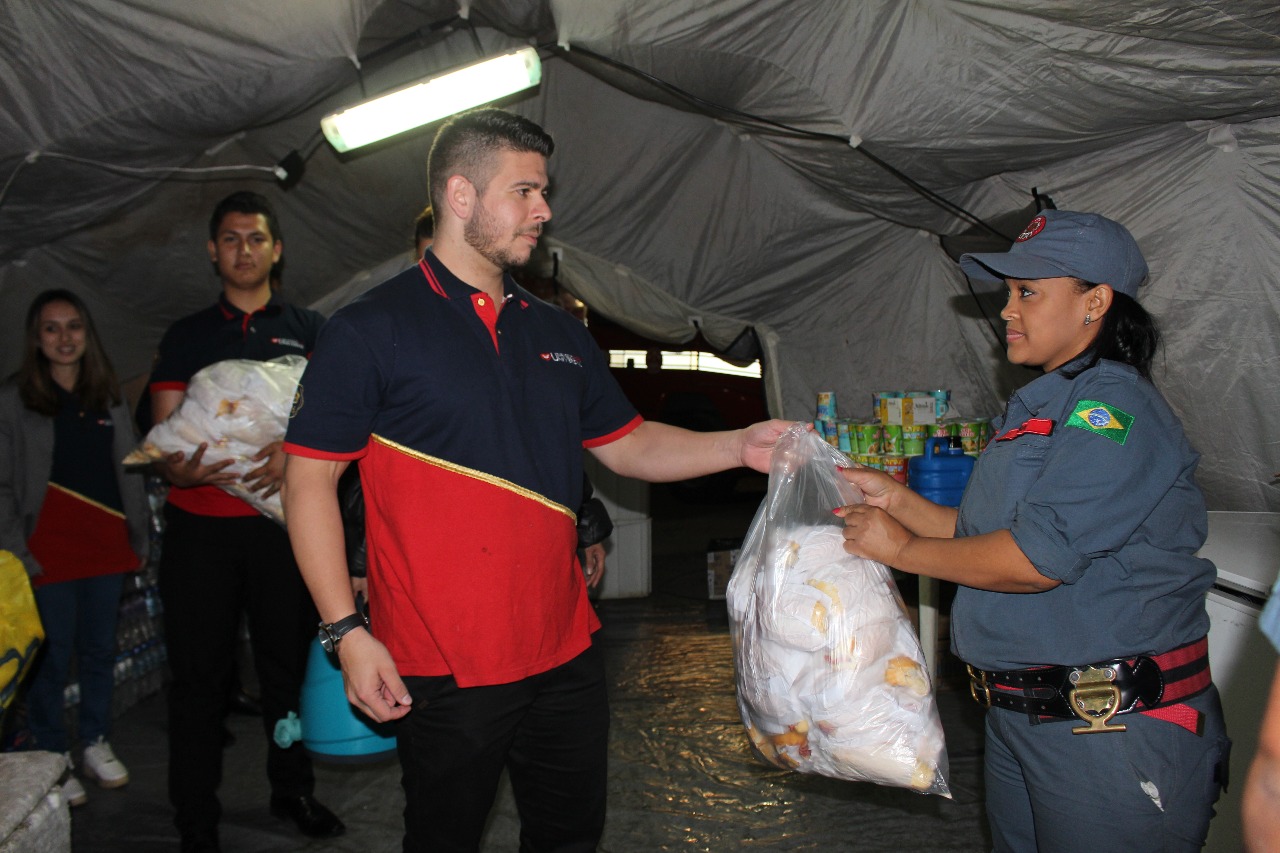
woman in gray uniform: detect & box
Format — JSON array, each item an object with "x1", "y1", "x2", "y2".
[{"x1": 836, "y1": 210, "x2": 1227, "y2": 852}]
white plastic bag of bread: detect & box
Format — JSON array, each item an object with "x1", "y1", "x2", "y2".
[
  {"x1": 727, "y1": 424, "x2": 951, "y2": 797},
  {"x1": 123, "y1": 356, "x2": 306, "y2": 524}
]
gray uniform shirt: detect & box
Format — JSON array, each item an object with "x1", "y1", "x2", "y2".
[{"x1": 952, "y1": 357, "x2": 1214, "y2": 671}]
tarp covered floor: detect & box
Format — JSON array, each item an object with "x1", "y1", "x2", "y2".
[{"x1": 67, "y1": 487, "x2": 990, "y2": 852}]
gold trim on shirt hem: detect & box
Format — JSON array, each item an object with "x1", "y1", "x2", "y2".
[{"x1": 370, "y1": 435, "x2": 576, "y2": 522}]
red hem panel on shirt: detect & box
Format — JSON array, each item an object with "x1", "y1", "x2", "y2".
[
  {"x1": 583, "y1": 415, "x2": 643, "y2": 448},
  {"x1": 361, "y1": 435, "x2": 600, "y2": 687},
  {"x1": 150, "y1": 381, "x2": 187, "y2": 393},
  {"x1": 282, "y1": 441, "x2": 367, "y2": 462},
  {"x1": 166, "y1": 484, "x2": 260, "y2": 517}
]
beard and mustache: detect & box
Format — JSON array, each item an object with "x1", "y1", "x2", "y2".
[{"x1": 464, "y1": 197, "x2": 541, "y2": 271}]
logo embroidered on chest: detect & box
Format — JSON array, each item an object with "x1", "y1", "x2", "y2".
[
  {"x1": 540, "y1": 352, "x2": 583, "y2": 367},
  {"x1": 1065, "y1": 400, "x2": 1134, "y2": 445},
  {"x1": 271, "y1": 337, "x2": 305, "y2": 349}
]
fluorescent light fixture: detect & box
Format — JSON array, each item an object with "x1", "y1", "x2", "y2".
[{"x1": 321, "y1": 46, "x2": 542, "y2": 153}]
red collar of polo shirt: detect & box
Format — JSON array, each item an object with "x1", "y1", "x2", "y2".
[
  {"x1": 217, "y1": 293, "x2": 282, "y2": 336},
  {"x1": 995, "y1": 417, "x2": 1054, "y2": 441},
  {"x1": 418, "y1": 254, "x2": 529, "y2": 310},
  {"x1": 216, "y1": 292, "x2": 283, "y2": 319}
]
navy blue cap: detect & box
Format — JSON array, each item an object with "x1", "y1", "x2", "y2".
[{"x1": 959, "y1": 210, "x2": 1148, "y2": 298}]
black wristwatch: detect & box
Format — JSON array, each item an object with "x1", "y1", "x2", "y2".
[{"x1": 318, "y1": 612, "x2": 369, "y2": 653}]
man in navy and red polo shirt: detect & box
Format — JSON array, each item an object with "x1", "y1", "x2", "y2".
[
  {"x1": 283, "y1": 109, "x2": 790, "y2": 853},
  {"x1": 148, "y1": 191, "x2": 342, "y2": 853}
]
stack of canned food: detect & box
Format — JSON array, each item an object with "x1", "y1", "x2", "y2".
[{"x1": 814, "y1": 390, "x2": 992, "y2": 484}]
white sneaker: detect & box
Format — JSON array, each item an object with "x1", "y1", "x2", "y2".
[
  {"x1": 82, "y1": 737, "x2": 129, "y2": 788},
  {"x1": 59, "y1": 753, "x2": 88, "y2": 807}
]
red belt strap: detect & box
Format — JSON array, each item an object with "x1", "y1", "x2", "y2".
[
  {"x1": 1147, "y1": 635, "x2": 1212, "y2": 702},
  {"x1": 1139, "y1": 635, "x2": 1211, "y2": 734},
  {"x1": 970, "y1": 636, "x2": 1211, "y2": 735}
]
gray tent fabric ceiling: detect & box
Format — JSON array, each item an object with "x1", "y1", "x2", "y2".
[{"x1": 1, "y1": 1, "x2": 1277, "y2": 510}]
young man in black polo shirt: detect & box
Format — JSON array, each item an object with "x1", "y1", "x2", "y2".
[{"x1": 148, "y1": 191, "x2": 341, "y2": 853}]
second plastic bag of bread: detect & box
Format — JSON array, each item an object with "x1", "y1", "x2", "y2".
[
  {"x1": 726, "y1": 423, "x2": 951, "y2": 797},
  {"x1": 123, "y1": 355, "x2": 305, "y2": 524}
]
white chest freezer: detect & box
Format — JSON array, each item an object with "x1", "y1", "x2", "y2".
[{"x1": 1200, "y1": 511, "x2": 1280, "y2": 853}]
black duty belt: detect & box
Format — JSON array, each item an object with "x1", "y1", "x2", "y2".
[{"x1": 965, "y1": 636, "x2": 1211, "y2": 735}]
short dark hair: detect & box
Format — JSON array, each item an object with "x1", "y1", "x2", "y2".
[
  {"x1": 209, "y1": 190, "x2": 282, "y2": 243},
  {"x1": 427, "y1": 109, "x2": 553, "y2": 215},
  {"x1": 208, "y1": 190, "x2": 284, "y2": 288},
  {"x1": 16, "y1": 289, "x2": 120, "y2": 416}
]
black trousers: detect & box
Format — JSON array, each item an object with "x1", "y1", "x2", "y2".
[
  {"x1": 159, "y1": 504, "x2": 317, "y2": 839},
  {"x1": 398, "y1": 641, "x2": 609, "y2": 853}
]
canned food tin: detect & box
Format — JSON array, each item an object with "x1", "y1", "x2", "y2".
[
  {"x1": 928, "y1": 421, "x2": 957, "y2": 438},
  {"x1": 929, "y1": 389, "x2": 951, "y2": 419},
  {"x1": 816, "y1": 391, "x2": 838, "y2": 422},
  {"x1": 854, "y1": 453, "x2": 884, "y2": 471},
  {"x1": 901, "y1": 424, "x2": 928, "y2": 456},
  {"x1": 957, "y1": 420, "x2": 987, "y2": 453},
  {"x1": 822, "y1": 419, "x2": 841, "y2": 448},
  {"x1": 882, "y1": 453, "x2": 907, "y2": 484},
  {"x1": 836, "y1": 419, "x2": 853, "y2": 454},
  {"x1": 852, "y1": 421, "x2": 883, "y2": 454},
  {"x1": 881, "y1": 423, "x2": 903, "y2": 454},
  {"x1": 979, "y1": 418, "x2": 993, "y2": 446}
]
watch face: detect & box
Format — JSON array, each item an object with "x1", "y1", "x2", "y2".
[{"x1": 318, "y1": 613, "x2": 365, "y2": 653}]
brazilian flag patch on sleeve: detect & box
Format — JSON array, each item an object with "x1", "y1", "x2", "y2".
[{"x1": 1066, "y1": 400, "x2": 1134, "y2": 445}]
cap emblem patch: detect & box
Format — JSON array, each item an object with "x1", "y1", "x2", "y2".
[{"x1": 1017, "y1": 216, "x2": 1047, "y2": 242}]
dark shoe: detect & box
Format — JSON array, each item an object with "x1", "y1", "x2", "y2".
[
  {"x1": 179, "y1": 833, "x2": 220, "y2": 853},
  {"x1": 269, "y1": 795, "x2": 345, "y2": 838}
]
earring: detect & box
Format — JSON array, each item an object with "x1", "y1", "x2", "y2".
[{"x1": 1084, "y1": 314, "x2": 1092, "y2": 326}]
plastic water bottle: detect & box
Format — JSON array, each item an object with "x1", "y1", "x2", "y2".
[{"x1": 907, "y1": 436, "x2": 975, "y2": 508}]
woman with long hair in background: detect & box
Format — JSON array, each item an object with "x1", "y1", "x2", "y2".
[{"x1": 0, "y1": 289, "x2": 150, "y2": 805}]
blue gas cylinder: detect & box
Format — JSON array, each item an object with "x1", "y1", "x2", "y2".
[
  {"x1": 908, "y1": 436, "x2": 976, "y2": 508},
  {"x1": 298, "y1": 637, "x2": 398, "y2": 763}
]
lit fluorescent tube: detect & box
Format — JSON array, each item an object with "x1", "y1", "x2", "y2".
[{"x1": 321, "y1": 46, "x2": 542, "y2": 153}]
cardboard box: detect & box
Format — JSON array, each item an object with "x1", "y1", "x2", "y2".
[
  {"x1": 879, "y1": 395, "x2": 937, "y2": 426},
  {"x1": 706, "y1": 537, "x2": 742, "y2": 600}
]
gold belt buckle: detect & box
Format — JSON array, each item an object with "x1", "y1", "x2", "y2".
[
  {"x1": 967, "y1": 665, "x2": 992, "y2": 708},
  {"x1": 1068, "y1": 666, "x2": 1127, "y2": 734}
]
